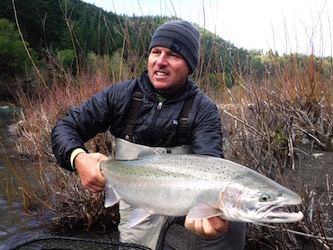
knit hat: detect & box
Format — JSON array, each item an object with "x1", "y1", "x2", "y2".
[{"x1": 148, "y1": 20, "x2": 200, "y2": 73}]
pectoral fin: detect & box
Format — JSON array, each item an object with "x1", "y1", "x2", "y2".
[
  {"x1": 104, "y1": 182, "x2": 120, "y2": 208},
  {"x1": 187, "y1": 203, "x2": 224, "y2": 220}
]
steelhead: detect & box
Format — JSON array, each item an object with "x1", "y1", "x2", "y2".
[{"x1": 101, "y1": 154, "x2": 303, "y2": 227}]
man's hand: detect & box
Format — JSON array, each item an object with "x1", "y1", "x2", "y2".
[
  {"x1": 74, "y1": 152, "x2": 109, "y2": 193},
  {"x1": 185, "y1": 216, "x2": 228, "y2": 239}
]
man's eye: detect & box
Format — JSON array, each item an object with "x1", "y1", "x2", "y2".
[{"x1": 151, "y1": 50, "x2": 160, "y2": 54}]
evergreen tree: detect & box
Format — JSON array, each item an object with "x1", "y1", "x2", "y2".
[{"x1": 0, "y1": 18, "x2": 38, "y2": 80}]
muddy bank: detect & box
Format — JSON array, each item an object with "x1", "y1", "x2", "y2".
[{"x1": 284, "y1": 145, "x2": 333, "y2": 213}]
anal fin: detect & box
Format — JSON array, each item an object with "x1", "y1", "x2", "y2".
[
  {"x1": 128, "y1": 209, "x2": 161, "y2": 228},
  {"x1": 128, "y1": 208, "x2": 152, "y2": 228}
]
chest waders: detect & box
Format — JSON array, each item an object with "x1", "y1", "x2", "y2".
[{"x1": 120, "y1": 84, "x2": 195, "y2": 157}]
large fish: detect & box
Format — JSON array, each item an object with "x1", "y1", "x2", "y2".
[{"x1": 101, "y1": 154, "x2": 303, "y2": 227}]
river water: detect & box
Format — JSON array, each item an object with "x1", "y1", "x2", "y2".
[
  {"x1": 0, "y1": 107, "x2": 41, "y2": 249},
  {"x1": 0, "y1": 107, "x2": 147, "y2": 250}
]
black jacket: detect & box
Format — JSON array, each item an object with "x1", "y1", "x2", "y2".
[{"x1": 51, "y1": 72, "x2": 223, "y2": 170}]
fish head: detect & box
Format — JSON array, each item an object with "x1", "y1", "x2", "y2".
[{"x1": 219, "y1": 173, "x2": 303, "y2": 223}]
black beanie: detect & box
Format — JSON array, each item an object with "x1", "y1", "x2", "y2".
[{"x1": 148, "y1": 20, "x2": 200, "y2": 74}]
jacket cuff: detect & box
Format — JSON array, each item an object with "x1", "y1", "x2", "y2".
[{"x1": 70, "y1": 148, "x2": 86, "y2": 170}]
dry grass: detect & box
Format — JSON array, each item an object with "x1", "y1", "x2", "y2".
[
  {"x1": 220, "y1": 53, "x2": 333, "y2": 249},
  {"x1": 11, "y1": 64, "x2": 120, "y2": 234}
]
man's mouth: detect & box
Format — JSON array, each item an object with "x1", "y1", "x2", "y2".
[{"x1": 156, "y1": 71, "x2": 168, "y2": 76}]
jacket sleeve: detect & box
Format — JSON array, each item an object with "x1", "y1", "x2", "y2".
[
  {"x1": 190, "y1": 92, "x2": 224, "y2": 158},
  {"x1": 51, "y1": 83, "x2": 130, "y2": 171}
]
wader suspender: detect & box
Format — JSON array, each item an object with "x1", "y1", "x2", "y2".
[
  {"x1": 122, "y1": 85, "x2": 144, "y2": 141},
  {"x1": 177, "y1": 94, "x2": 195, "y2": 145},
  {"x1": 123, "y1": 84, "x2": 195, "y2": 145}
]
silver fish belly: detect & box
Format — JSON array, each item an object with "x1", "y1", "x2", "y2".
[{"x1": 100, "y1": 154, "x2": 303, "y2": 227}]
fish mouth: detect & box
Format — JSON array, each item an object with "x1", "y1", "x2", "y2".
[
  {"x1": 257, "y1": 204, "x2": 304, "y2": 223},
  {"x1": 264, "y1": 208, "x2": 303, "y2": 222}
]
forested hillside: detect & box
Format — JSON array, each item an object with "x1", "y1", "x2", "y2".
[
  {"x1": 0, "y1": 0, "x2": 331, "y2": 101},
  {"x1": 1, "y1": 0, "x2": 123, "y2": 53}
]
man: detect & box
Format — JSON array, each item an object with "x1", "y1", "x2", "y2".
[{"x1": 51, "y1": 20, "x2": 246, "y2": 249}]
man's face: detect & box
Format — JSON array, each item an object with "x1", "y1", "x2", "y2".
[{"x1": 148, "y1": 47, "x2": 190, "y2": 94}]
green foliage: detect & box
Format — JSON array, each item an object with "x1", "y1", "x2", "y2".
[
  {"x1": 270, "y1": 125, "x2": 288, "y2": 146},
  {"x1": 86, "y1": 50, "x2": 132, "y2": 81},
  {"x1": 0, "y1": 18, "x2": 38, "y2": 80},
  {"x1": 57, "y1": 49, "x2": 75, "y2": 70}
]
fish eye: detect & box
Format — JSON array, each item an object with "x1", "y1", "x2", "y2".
[{"x1": 259, "y1": 193, "x2": 271, "y2": 202}]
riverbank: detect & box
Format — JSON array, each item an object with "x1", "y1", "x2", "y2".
[{"x1": 1, "y1": 105, "x2": 332, "y2": 249}]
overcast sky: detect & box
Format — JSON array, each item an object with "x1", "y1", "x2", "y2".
[{"x1": 82, "y1": 0, "x2": 332, "y2": 57}]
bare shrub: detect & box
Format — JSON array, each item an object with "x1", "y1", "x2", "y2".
[{"x1": 221, "y1": 53, "x2": 333, "y2": 249}]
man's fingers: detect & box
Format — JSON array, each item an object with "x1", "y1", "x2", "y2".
[
  {"x1": 193, "y1": 219, "x2": 204, "y2": 237},
  {"x1": 75, "y1": 153, "x2": 108, "y2": 193},
  {"x1": 207, "y1": 217, "x2": 228, "y2": 234},
  {"x1": 185, "y1": 216, "x2": 229, "y2": 239}
]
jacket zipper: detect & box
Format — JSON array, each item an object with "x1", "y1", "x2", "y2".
[{"x1": 157, "y1": 101, "x2": 163, "y2": 110}]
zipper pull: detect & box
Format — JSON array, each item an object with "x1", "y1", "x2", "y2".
[{"x1": 157, "y1": 102, "x2": 163, "y2": 110}]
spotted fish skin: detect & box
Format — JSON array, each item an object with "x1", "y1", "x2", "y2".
[{"x1": 101, "y1": 154, "x2": 303, "y2": 227}]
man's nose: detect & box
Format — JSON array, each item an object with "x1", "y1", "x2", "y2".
[{"x1": 156, "y1": 52, "x2": 168, "y2": 65}]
